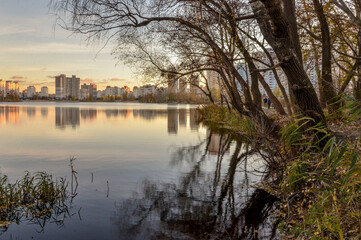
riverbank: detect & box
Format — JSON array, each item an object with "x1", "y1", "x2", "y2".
[{"x1": 198, "y1": 104, "x2": 361, "y2": 239}]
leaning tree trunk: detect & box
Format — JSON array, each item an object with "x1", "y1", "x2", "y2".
[
  {"x1": 354, "y1": 0, "x2": 361, "y2": 101},
  {"x1": 238, "y1": 40, "x2": 286, "y2": 115},
  {"x1": 313, "y1": 0, "x2": 340, "y2": 114},
  {"x1": 250, "y1": 0, "x2": 326, "y2": 125}
]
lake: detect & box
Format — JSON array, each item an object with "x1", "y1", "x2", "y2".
[{"x1": 0, "y1": 102, "x2": 276, "y2": 240}]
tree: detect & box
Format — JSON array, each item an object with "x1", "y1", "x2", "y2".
[
  {"x1": 52, "y1": 0, "x2": 331, "y2": 133},
  {"x1": 250, "y1": 0, "x2": 326, "y2": 125}
]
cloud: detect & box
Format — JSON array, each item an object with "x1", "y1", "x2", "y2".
[
  {"x1": 15, "y1": 80, "x2": 27, "y2": 84},
  {"x1": 32, "y1": 82, "x2": 55, "y2": 87},
  {"x1": 81, "y1": 78, "x2": 96, "y2": 84},
  {"x1": 0, "y1": 42, "x2": 99, "y2": 54},
  {"x1": 110, "y1": 78, "x2": 127, "y2": 82},
  {"x1": 80, "y1": 78, "x2": 133, "y2": 86},
  {"x1": 98, "y1": 80, "x2": 111, "y2": 84},
  {"x1": 46, "y1": 75, "x2": 56, "y2": 79},
  {"x1": 0, "y1": 42, "x2": 111, "y2": 55},
  {"x1": 11, "y1": 75, "x2": 27, "y2": 80},
  {"x1": 80, "y1": 78, "x2": 111, "y2": 85},
  {"x1": 0, "y1": 25, "x2": 36, "y2": 36}
]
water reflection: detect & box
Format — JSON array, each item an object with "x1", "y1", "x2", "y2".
[
  {"x1": 80, "y1": 109, "x2": 97, "y2": 122},
  {"x1": 55, "y1": 107, "x2": 80, "y2": 129},
  {"x1": 0, "y1": 162, "x2": 78, "y2": 236},
  {"x1": 0, "y1": 105, "x2": 200, "y2": 135},
  {"x1": 41, "y1": 107, "x2": 48, "y2": 118},
  {"x1": 133, "y1": 109, "x2": 168, "y2": 121},
  {"x1": 0, "y1": 106, "x2": 20, "y2": 125},
  {"x1": 113, "y1": 131, "x2": 279, "y2": 240},
  {"x1": 103, "y1": 109, "x2": 131, "y2": 119},
  {"x1": 207, "y1": 129, "x2": 230, "y2": 155},
  {"x1": 26, "y1": 107, "x2": 36, "y2": 118},
  {"x1": 179, "y1": 109, "x2": 186, "y2": 127},
  {"x1": 0, "y1": 103, "x2": 206, "y2": 240},
  {"x1": 190, "y1": 108, "x2": 199, "y2": 131},
  {"x1": 167, "y1": 108, "x2": 178, "y2": 134}
]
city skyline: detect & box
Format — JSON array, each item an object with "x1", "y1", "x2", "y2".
[{"x1": 0, "y1": 0, "x2": 135, "y2": 94}]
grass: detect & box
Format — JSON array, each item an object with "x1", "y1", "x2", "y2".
[
  {"x1": 0, "y1": 158, "x2": 78, "y2": 231},
  {"x1": 197, "y1": 104, "x2": 256, "y2": 136},
  {"x1": 198, "y1": 101, "x2": 361, "y2": 239}
]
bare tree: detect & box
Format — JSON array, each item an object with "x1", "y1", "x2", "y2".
[
  {"x1": 53, "y1": 0, "x2": 347, "y2": 136},
  {"x1": 250, "y1": 0, "x2": 326, "y2": 125}
]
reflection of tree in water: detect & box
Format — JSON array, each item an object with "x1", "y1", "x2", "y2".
[{"x1": 112, "y1": 131, "x2": 279, "y2": 240}]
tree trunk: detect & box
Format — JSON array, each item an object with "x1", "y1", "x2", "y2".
[
  {"x1": 313, "y1": 0, "x2": 340, "y2": 114},
  {"x1": 354, "y1": 0, "x2": 361, "y2": 101},
  {"x1": 250, "y1": 0, "x2": 326, "y2": 125},
  {"x1": 241, "y1": 44, "x2": 286, "y2": 115}
]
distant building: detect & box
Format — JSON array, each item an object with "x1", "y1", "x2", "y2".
[
  {"x1": 206, "y1": 70, "x2": 221, "y2": 91},
  {"x1": 80, "y1": 83, "x2": 97, "y2": 100},
  {"x1": 27, "y1": 86, "x2": 36, "y2": 98},
  {"x1": 133, "y1": 86, "x2": 139, "y2": 98},
  {"x1": 5, "y1": 80, "x2": 20, "y2": 96},
  {"x1": 122, "y1": 86, "x2": 131, "y2": 95},
  {"x1": 96, "y1": 90, "x2": 104, "y2": 99},
  {"x1": 190, "y1": 75, "x2": 201, "y2": 95},
  {"x1": 139, "y1": 84, "x2": 156, "y2": 96},
  {"x1": 55, "y1": 74, "x2": 80, "y2": 99},
  {"x1": 21, "y1": 89, "x2": 27, "y2": 98},
  {"x1": 178, "y1": 78, "x2": 187, "y2": 93},
  {"x1": 104, "y1": 86, "x2": 116, "y2": 96},
  {"x1": 167, "y1": 73, "x2": 178, "y2": 94},
  {"x1": 0, "y1": 80, "x2": 5, "y2": 98},
  {"x1": 41, "y1": 86, "x2": 49, "y2": 98}
]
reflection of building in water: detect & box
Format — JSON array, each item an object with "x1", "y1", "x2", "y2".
[
  {"x1": 80, "y1": 109, "x2": 97, "y2": 122},
  {"x1": 189, "y1": 108, "x2": 199, "y2": 131},
  {"x1": 132, "y1": 109, "x2": 167, "y2": 120},
  {"x1": 207, "y1": 130, "x2": 230, "y2": 155},
  {"x1": 103, "y1": 109, "x2": 131, "y2": 119},
  {"x1": 55, "y1": 107, "x2": 80, "y2": 129},
  {"x1": 41, "y1": 108, "x2": 48, "y2": 118},
  {"x1": 0, "y1": 106, "x2": 20, "y2": 125},
  {"x1": 178, "y1": 109, "x2": 186, "y2": 127},
  {"x1": 167, "y1": 108, "x2": 178, "y2": 134},
  {"x1": 26, "y1": 107, "x2": 36, "y2": 118}
]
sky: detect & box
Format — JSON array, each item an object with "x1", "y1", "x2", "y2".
[{"x1": 0, "y1": 0, "x2": 138, "y2": 93}]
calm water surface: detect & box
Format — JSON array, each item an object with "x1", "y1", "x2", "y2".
[{"x1": 0, "y1": 102, "x2": 275, "y2": 240}]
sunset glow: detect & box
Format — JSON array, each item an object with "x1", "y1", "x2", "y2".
[{"x1": 0, "y1": 0, "x2": 135, "y2": 93}]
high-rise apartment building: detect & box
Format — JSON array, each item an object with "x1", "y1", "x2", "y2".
[
  {"x1": 178, "y1": 78, "x2": 187, "y2": 93},
  {"x1": 190, "y1": 75, "x2": 200, "y2": 95},
  {"x1": 4, "y1": 80, "x2": 20, "y2": 96},
  {"x1": 27, "y1": 86, "x2": 36, "y2": 98},
  {"x1": 41, "y1": 86, "x2": 49, "y2": 98},
  {"x1": 133, "y1": 86, "x2": 139, "y2": 98},
  {"x1": 167, "y1": 73, "x2": 178, "y2": 94},
  {"x1": 55, "y1": 74, "x2": 80, "y2": 99},
  {"x1": 206, "y1": 70, "x2": 221, "y2": 91},
  {"x1": 139, "y1": 85, "x2": 156, "y2": 96},
  {"x1": 80, "y1": 83, "x2": 97, "y2": 100}
]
